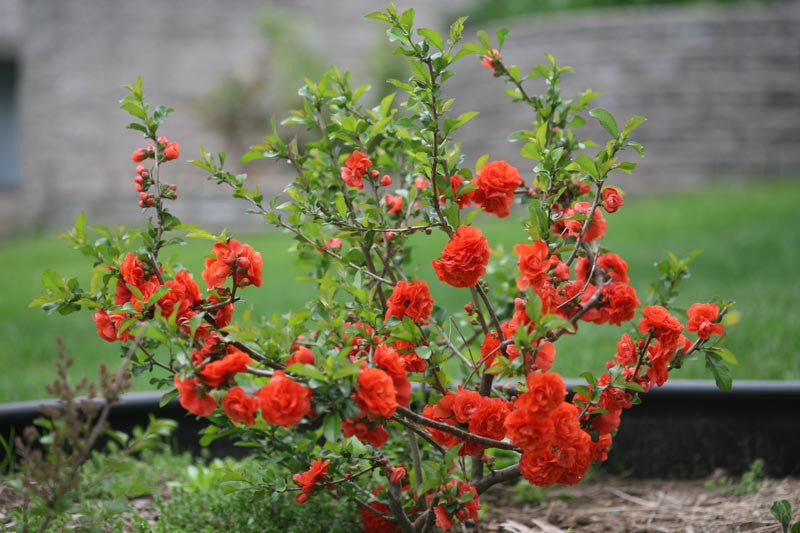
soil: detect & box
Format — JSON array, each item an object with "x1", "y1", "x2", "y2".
[
  {"x1": 3, "y1": 474, "x2": 798, "y2": 531},
  {"x1": 480, "y1": 475, "x2": 800, "y2": 532}
]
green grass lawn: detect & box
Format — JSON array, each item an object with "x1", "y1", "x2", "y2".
[{"x1": 1, "y1": 180, "x2": 798, "y2": 402}]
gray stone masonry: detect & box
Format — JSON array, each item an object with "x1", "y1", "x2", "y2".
[{"x1": 0, "y1": 0, "x2": 797, "y2": 235}]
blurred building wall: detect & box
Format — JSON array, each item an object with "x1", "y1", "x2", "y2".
[{"x1": 0, "y1": 0, "x2": 798, "y2": 236}]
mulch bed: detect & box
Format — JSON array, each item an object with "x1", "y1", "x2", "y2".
[
  {"x1": 480, "y1": 475, "x2": 800, "y2": 532},
  {"x1": 3, "y1": 473, "x2": 798, "y2": 531}
]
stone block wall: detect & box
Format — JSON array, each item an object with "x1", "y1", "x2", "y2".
[{"x1": 0, "y1": 0, "x2": 797, "y2": 235}]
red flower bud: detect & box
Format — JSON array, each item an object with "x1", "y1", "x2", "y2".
[
  {"x1": 464, "y1": 303, "x2": 474, "y2": 314},
  {"x1": 157, "y1": 136, "x2": 169, "y2": 144},
  {"x1": 130, "y1": 148, "x2": 148, "y2": 163},
  {"x1": 135, "y1": 165, "x2": 149, "y2": 177},
  {"x1": 164, "y1": 142, "x2": 180, "y2": 161},
  {"x1": 380, "y1": 175, "x2": 393, "y2": 186},
  {"x1": 389, "y1": 466, "x2": 408, "y2": 484}
]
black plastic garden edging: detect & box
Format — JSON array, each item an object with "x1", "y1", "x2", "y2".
[{"x1": 1, "y1": 379, "x2": 798, "y2": 478}]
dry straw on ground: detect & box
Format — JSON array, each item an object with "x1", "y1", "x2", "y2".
[{"x1": 481, "y1": 476, "x2": 800, "y2": 532}]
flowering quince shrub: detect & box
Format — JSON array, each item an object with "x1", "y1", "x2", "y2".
[{"x1": 33, "y1": 6, "x2": 738, "y2": 532}]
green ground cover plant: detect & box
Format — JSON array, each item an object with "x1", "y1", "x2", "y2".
[{"x1": 1, "y1": 180, "x2": 796, "y2": 403}]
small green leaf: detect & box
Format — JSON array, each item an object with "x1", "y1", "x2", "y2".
[
  {"x1": 622, "y1": 115, "x2": 647, "y2": 136},
  {"x1": 575, "y1": 153, "x2": 598, "y2": 179},
  {"x1": 712, "y1": 347, "x2": 739, "y2": 366},
  {"x1": 399, "y1": 8, "x2": 415, "y2": 30},
  {"x1": 364, "y1": 10, "x2": 390, "y2": 22},
  {"x1": 418, "y1": 28, "x2": 443, "y2": 50},
  {"x1": 496, "y1": 28, "x2": 510, "y2": 49},
  {"x1": 705, "y1": 354, "x2": 732, "y2": 392},
  {"x1": 589, "y1": 108, "x2": 619, "y2": 137},
  {"x1": 770, "y1": 499, "x2": 792, "y2": 528},
  {"x1": 624, "y1": 381, "x2": 646, "y2": 393},
  {"x1": 476, "y1": 30, "x2": 492, "y2": 50},
  {"x1": 323, "y1": 413, "x2": 342, "y2": 442},
  {"x1": 159, "y1": 389, "x2": 179, "y2": 407},
  {"x1": 449, "y1": 16, "x2": 468, "y2": 45},
  {"x1": 41, "y1": 269, "x2": 63, "y2": 292},
  {"x1": 287, "y1": 363, "x2": 325, "y2": 382}
]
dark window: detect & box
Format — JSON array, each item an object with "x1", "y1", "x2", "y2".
[{"x1": 0, "y1": 59, "x2": 19, "y2": 189}]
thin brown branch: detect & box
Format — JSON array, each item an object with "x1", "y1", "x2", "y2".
[{"x1": 395, "y1": 406, "x2": 520, "y2": 452}]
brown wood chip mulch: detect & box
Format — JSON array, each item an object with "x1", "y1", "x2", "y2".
[{"x1": 479, "y1": 476, "x2": 800, "y2": 532}]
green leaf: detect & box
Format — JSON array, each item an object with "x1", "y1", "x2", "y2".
[
  {"x1": 159, "y1": 389, "x2": 179, "y2": 408},
  {"x1": 379, "y1": 92, "x2": 396, "y2": 117},
  {"x1": 476, "y1": 30, "x2": 492, "y2": 50},
  {"x1": 418, "y1": 28, "x2": 443, "y2": 50},
  {"x1": 120, "y1": 101, "x2": 146, "y2": 120},
  {"x1": 322, "y1": 413, "x2": 342, "y2": 442},
  {"x1": 628, "y1": 141, "x2": 645, "y2": 156},
  {"x1": 711, "y1": 347, "x2": 739, "y2": 366},
  {"x1": 622, "y1": 115, "x2": 647, "y2": 137},
  {"x1": 525, "y1": 291, "x2": 542, "y2": 322},
  {"x1": 475, "y1": 154, "x2": 489, "y2": 172},
  {"x1": 449, "y1": 16, "x2": 468, "y2": 45},
  {"x1": 364, "y1": 10, "x2": 390, "y2": 22},
  {"x1": 770, "y1": 499, "x2": 793, "y2": 528},
  {"x1": 145, "y1": 325, "x2": 169, "y2": 343},
  {"x1": 496, "y1": 28, "x2": 510, "y2": 49},
  {"x1": 41, "y1": 269, "x2": 63, "y2": 293},
  {"x1": 409, "y1": 59, "x2": 430, "y2": 84},
  {"x1": 572, "y1": 385, "x2": 591, "y2": 398},
  {"x1": 589, "y1": 108, "x2": 619, "y2": 137},
  {"x1": 287, "y1": 363, "x2": 325, "y2": 382},
  {"x1": 614, "y1": 161, "x2": 638, "y2": 174},
  {"x1": 399, "y1": 8, "x2": 415, "y2": 30},
  {"x1": 624, "y1": 381, "x2": 646, "y2": 393},
  {"x1": 519, "y1": 142, "x2": 540, "y2": 160},
  {"x1": 416, "y1": 346, "x2": 432, "y2": 360},
  {"x1": 574, "y1": 153, "x2": 598, "y2": 179},
  {"x1": 705, "y1": 354, "x2": 732, "y2": 392},
  {"x1": 443, "y1": 111, "x2": 479, "y2": 135},
  {"x1": 147, "y1": 285, "x2": 172, "y2": 305}
]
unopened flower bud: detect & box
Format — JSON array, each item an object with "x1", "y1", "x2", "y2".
[
  {"x1": 389, "y1": 466, "x2": 408, "y2": 484},
  {"x1": 385, "y1": 231, "x2": 395, "y2": 241},
  {"x1": 130, "y1": 148, "x2": 148, "y2": 163},
  {"x1": 380, "y1": 175, "x2": 393, "y2": 186},
  {"x1": 135, "y1": 165, "x2": 149, "y2": 177},
  {"x1": 157, "y1": 136, "x2": 168, "y2": 144},
  {"x1": 464, "y1": 303, "x2": 474, "y2": 314},
  {"x1": 236, "y1": 256, "x2": 251, "y2": 270},
  {"x1": 370, "y1": 169, "x2": 380, "y2": 178},
  {"x1": 164, "y1": 141, "x2": 180, "y2": 161}
]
